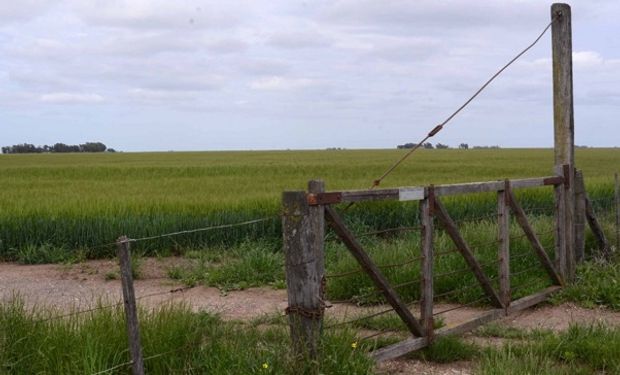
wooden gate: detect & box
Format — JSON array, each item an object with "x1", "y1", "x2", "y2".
[{"x1": 283, "y1": 168, "x2": 579, "y2": 362}]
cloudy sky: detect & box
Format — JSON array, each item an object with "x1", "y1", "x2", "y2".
[{"x1": 1, "y1": 0, "x2": 618, "y2": 151}]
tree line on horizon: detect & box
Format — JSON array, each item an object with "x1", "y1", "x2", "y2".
[
  {"x1": 396, "y1": 142, "x2": 501, "y2": 150},
  {"x1": 1, "y1": 142, "x2": 115, "y2": 154}
]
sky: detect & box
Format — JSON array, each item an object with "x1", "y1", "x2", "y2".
[{"x1": 1, "y1": 0, "x2": 619, "y2": 151}]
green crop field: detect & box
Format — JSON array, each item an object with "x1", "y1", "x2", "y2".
[{"x1": 0, "y1": 148, "x2": 618, "y2": 259}]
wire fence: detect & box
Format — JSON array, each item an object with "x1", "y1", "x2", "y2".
[{"x1": 1, "y1": 214, "x2": 278, "y2": 375}]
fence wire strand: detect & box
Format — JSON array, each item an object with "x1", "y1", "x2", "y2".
[
  {"x1": 34, "y1": 286, "x2": 194, "y2": 323},
  {"x1": 368, "y1": 17, "x2": 556, "y2": 188},
  {"x1": 127, "y1": 216, "x2": 276, "y2": 243}
]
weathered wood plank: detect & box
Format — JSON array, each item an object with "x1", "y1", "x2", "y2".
[
  {"x1": 552, "y1": 0, "x2": 576, "y2": 280},
  {"x1": 325, "y1": 205, "x2": 425, "y2": 337},
  {"x1": 498, "y1": 182, "x2": 511, "y2": 307},
  {"x1": 371, "y1": 309, "x2": 504, "y2": 362},
  {"x1": 433, "y1": 198, "x2": 505, "y2": 309},
  {"x1": 341, "y1": 189, "x2": 400, "y2": 202},
  {"x1": 308, "y1": 176, "x2": 563, "y2": 205},
  {"x1": 615, "y1": 172, "x2": 619, "y2": 254},
  {"x1": 563, "y1": 165, "x2": 576, "y2": 281},
  {"x1": 585, "y1": 196, "x2": 611, "y2": 259},
  {"x1": 420, "y1": 188, "x2": 434, "y2": 338},
  {"x1": 117, "y1": 237, "x2": 145, "y2": 375},
  {"x1": 574, "y1": 170, "x2": 586, "y2": 262},
  {"x1": 371, "y1": 286, "x2": 561, "y2": 362},
  {"x1": 283, "y1": 183, "x2": 325, "y2": 359},
  {"x1": 433, "y1": 177, "x2": 561, "y2": 197},
  {"x1": 507, "y1": 286, "x2": 562, "y2": 314},
  {"x1": 554, "y1": 176, "x2": 567, "y2": 278},
  {"x1": 551, "y1": 3, "x2": 575, "y2": 169},
  {"x1": 506, "y1": 187, "x2": 564, "y2": 286}
]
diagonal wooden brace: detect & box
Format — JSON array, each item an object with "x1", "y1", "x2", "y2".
[
  {"x1": 324, "y1": 206, "x2": 426, "y2": 337},
  {"x1": 433, "y1": 198, "x2": 505, "y2": 309}
]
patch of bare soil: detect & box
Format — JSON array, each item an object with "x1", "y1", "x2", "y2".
[
  {"x1": 0, "y1": 259, "x2": 288, "y2": 320},
  {"x1": 377, "y1": 359, "x2": 473, "y2": 375},
  {"x1": 504, "y1": 302, "x2": 620, "y2": 331}
]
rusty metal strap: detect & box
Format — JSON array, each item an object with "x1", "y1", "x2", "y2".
[
  {"x1": 307, "y1": 192, "x2": 342, "y2": 205},
  {"x1": 285, "y1": 305, "x2": 325, "y2": 320},
  {"x1": 285, "y1": 276, "x2": 328, "y2": 319},
  {"x1": 543, "y1": 176, "x2": 564, "y2": 186}
]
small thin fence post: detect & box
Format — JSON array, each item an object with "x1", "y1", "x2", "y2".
[
  {"x1": 615, "y1": 172, "x2": 619, "y2": 251},
  {"x1": 420, "y1": 186, "x2": 434, "y2": 338},
  {"x1": 498, "y1": 181, "x2": 510, "y2": 307},
  {"x1": 117, "y1": 236, "x2": 145, "y2": 375},
  {"x1": 283, "y1": 180, "x2": 325, "y2": 360},
  {"x1": 574, "y1": 170, "x2": 586, "y2": 262}
]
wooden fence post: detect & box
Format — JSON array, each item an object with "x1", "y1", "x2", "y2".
[
  {"x1": 574, "y1": 170, "x2": 586, "y2": 262},
  {"x1": 585, "y1": 196, "x2": 610, "y2": 259},
  {"x1": 615, "y1": 172, "x2": 619, "y2": 251},
  {"x1": 552, "y1": 3, "x2": 576, "y2": 281},
  {"x1": 283, "y1": 180, "x2": 325, "y2": 359},
  {"x1": 498, "y1": 181, "x2": 510, "y2": 307},
  {"x1": 420, "y1": 186, "x2": 434, "y2": 338},
  {"x1": 117, "y1": 236, "x2": 145, "y2": 375},
  {"x1": 554, "y1": 173, "x2": 567, "y2": 279}
]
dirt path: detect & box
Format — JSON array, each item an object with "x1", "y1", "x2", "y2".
[{"x1": 2, "y1": 258, "x2": 620, "y2": 375}]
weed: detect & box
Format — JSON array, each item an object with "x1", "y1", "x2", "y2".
[{"x1": 552, "y1": 260, "x2": 620, "y2": 310}]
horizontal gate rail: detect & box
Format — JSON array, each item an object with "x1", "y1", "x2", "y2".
[{"x1": 307, "y1": 176, "x2": 564, "y2": 206}]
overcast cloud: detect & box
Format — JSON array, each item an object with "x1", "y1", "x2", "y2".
[{"x1": 1, "y1": 0, "x2": 618, "y2": 151}]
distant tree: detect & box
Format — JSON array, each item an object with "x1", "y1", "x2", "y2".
[
  {"x1": 2, "y1": 141, "x2": 111, "y2": 154},
  {"x1": 423, "y1": 142, "x2": 434, "y2": 149},
  {"x1": 396, "y1": 142, "x2": 416, "y2": 149},
  {"x1": 435, "y1": 143, "x2": 450, "y2": 149},
  {"x1": 53, "y1": 143, "x2": 70, "y2": 153},
  {"x1": 80, "y1": 142, "x2": 107, "y2": 153},
  {"x1": 472, "y1": 145, "x2": 501, "y2": 149},
  {"x1": 459, "y1": 143, "x2": 469, "y2": 150},
  {"x1": 107, "y1": 148, "x2": 117, "y2": 153}
]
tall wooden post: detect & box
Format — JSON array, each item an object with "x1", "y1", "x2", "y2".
[
  {"x1": 283, "y1": 180, "x2": 325, "y2": 359},
  {"x1": 552, "y1": 3, "x2": 575, "y2": 281},
  {"x1": 498, "y1": 181, "x2": 511, "y2": 307},
  {"x1": 420, "y1": 187, "x2": 434, "y2": 338},
  {"x1": 117, "y1": 236, "x2": 145, "y2": 375}
]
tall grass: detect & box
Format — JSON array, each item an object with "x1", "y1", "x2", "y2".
[
  {"x1": 0, "y1": 148, "x2": 618, "y2": 257},
  {"x1": 477, "y1": 324, "x2": 620, "y2": 374},
  {"x1": 0, "y1": 298, "x2": 374, "y2": 374}
]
